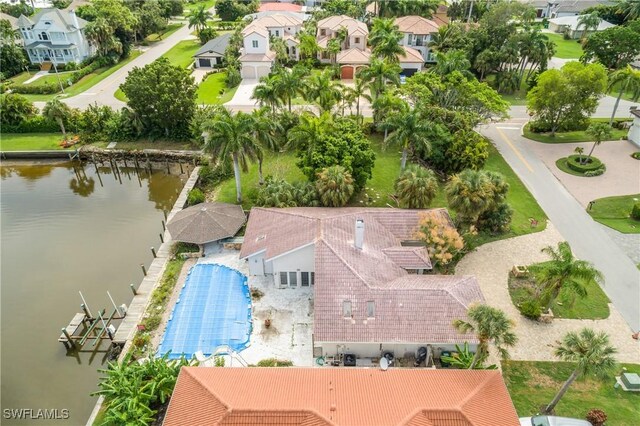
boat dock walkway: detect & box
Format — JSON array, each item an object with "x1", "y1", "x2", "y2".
[{"x1": 113, "y1": 166, "x2": 200, "y2": 344}]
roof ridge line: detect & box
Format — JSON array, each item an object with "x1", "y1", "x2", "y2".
[
  {"x1": 319, "y1": 239, "x2": 370, "y2": 287},
  {"x1": 457, "y1": 371, "x2": 500, "y2": 413},
  {"x1": 445, "y1": 276, "x2": 477, "y2": 309}
]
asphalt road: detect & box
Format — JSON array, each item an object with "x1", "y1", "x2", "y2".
[{"x1": 479, "y1": 108, "x2": 640, "y2": 331}]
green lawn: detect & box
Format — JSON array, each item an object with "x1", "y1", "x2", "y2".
[
  {"x1": 555, "y1": 157, "x2": 591, "y2": 177},
  {"x1": 161, "y1": 40, "x2": 200, "y2": 68},
  {"x1": 523, "y1": 120, "x2": 629, "y2": 143},
  {"x1": 9, "y1": 51, "x2": 141, "y2": 102},
  {"x1": 503, "y1": 361, "x2": 640, "y2": 424},
  {"x1": 587, "y1": 194, "x2": 640, "y2": 234},
  {"x1": 486, "y1": 74, "x2": 530, "y2": 106},
  {"x1": 214, "y1": 133, "x2": 548, "y2": 245},
  {"x1": 0, "y1": 133, "x2": 68, "y2": 151},
  {"x1": 509, "y1": 261, "x2": 610, "y2": 320},
  {"x1": 144, "y1": 23, "x2": 183, "y2": 43},
  {"x1": 184, "y1": 0, "x2": 216, "y2": 12},
  {"x1": 196, "y1": 72, "x2": 238, "y2": 104},
  {"x1": 546, "y1": 33, "x2": 584, "y2": 59}
]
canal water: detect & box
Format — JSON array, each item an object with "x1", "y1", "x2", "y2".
[{"x1": 0, "y1": 160, "x2": 189, "y2": 425}]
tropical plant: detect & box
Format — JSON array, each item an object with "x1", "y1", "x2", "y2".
[
  {"x1": 369, "y1": 17, "x2": 404, "y2": 62},
  {"x1": 536, "y1": 242, "x2": 603, "y2": 310},
  {"x1": 298, "y1": 33, "x2": 320, "y2": 60},
  {"x1": 573, "y1": 146, "x2": 585, "y2": 164},
  {"x1": 350, "y1": 77, "x2": 371, "y2": 122},
  {"x1": 287, "y1": 111, "x2": 333, "y2": 152},
  {"x1": 316, "y1": 165, "x2": 354, "y2": 207},
  {"x1": 618, "y1": 0, "x2": 640, "y2": 20},
  {"x1": 272, "y1": 65, "x2": 307, "y2": 112},
  {"x1": 543, "y1": 328, "x2": 617, "y2": 414},
  {"x1": 453, "y1": 304, "x2": 517, "y2": 368},
  {"x1": 432, "y1": 49, "x2": 472, "y2": 76},
  {"x1": 357, "y1": 57, "x2": 401, "y2": 103},
  {"x1": 383, "y1": 107, "x2": 433, "y2": 169},
  {"x1": 440, "y1": 342, "x2": 498, "y2": 369},
  {"x1": 201, "y1": 108, "x2": 260, "y2": 203},
  {"x1": 0, "y1": 94, "x2": 36, "y2": 126},
  {"x1": 577, "y1": 12, "x2": 601, "y2": 40},
  {"x1": 252, "y1": 74, "x2": 283, "y2": 113},
  {"x1": 42, "y1": 97, "x2": 71, "y2": 139},
  {"x1": 187, "y1": 5, "x2": 212, "y2": 36},
  {"x1": 608, "y1": 66, "x2": 640, "y2": 125},
  {"x1": 394, "y1": 165, "x2": 438, "y2": 209},
  {"x1": 585, "y1": 122, "x2": 613, "y2": 161},
  {"x1": 250, "y1": 107, "x2": 282, "y2": 184},
  {"x1": 371, "y1": 90, "x2": 405, "y2": 135},
  {"x1": 304, "y1": 70, "x2": 344, "y2": 113},
  {"x1": 414, "y1": 212, "x2": 464, "y2": 269}
]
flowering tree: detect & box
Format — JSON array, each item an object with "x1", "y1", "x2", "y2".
[{"x1": 414, "y1": 213, "x2": 464, "y2": 270}]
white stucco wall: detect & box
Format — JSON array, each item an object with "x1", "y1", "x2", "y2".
[
  {"x1": 400, "y1": 62, "x2": 423, "y2": 71},
  {"x1": 629, "y1": 116, "x2": 640, "y2": 147},
  {"x1": 348, "y1": 35, "x2": 366, "y2": 50},
  {"x1": 317, "y1": 342, "x2": 477, "y2": 359},
  {"x1": 268, "y1": 244, "x2": 315, "y2": 287},
  {"x1": 243, "y1": 32, "x2": 268, "y2": 54}
]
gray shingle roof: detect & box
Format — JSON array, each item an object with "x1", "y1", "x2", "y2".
[
  {"x1": 193, "y1": 33, "x2": 232, "y2": 57},
  {"x1": 18, "y1": 8, "x2": 87, "y2": 30},
  {"x1": 167, "y1": 202, "x2": 246, "y2": 245},
  {"x1": 241, "y1": 208, "x2": 484, "y2": 344}
]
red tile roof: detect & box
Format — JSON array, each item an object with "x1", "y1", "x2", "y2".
[
  {"x1": 163, "y1": 368, "x2": 520, "y2": 426},
  {"x1": 240, "y1": 208, "x2": 484, "y2": 344},
  {"x1": 258, "y1": 2, "x2": 303, "y2": 12}
]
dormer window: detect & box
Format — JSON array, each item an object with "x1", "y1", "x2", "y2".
[
  {"x1": 355, "y1": 37, "x2": 360, "y2": 44},
  {"x1": 275, "y1": 30, "x2": 279, "y2": 37}
]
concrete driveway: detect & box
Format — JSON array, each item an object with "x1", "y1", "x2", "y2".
[{"x1": 226, "y1": 79, "x2": 259, "y2": 107}]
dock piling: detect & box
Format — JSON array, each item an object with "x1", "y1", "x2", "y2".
[
  {"x1": 130, "y1": 283, "x2": 137, "y2": 295},
  {"x1": 140, "y1": 263, "x2": 147, "y2": 276},
  {"x1": 151, "y1": 247, "x2": 156, "y2": 258},
  {"x1": 159, "y1": 233, "x2": 164, "y2": 243},
  {"x1": 161, "y1": 220, "x2": 166, "y2": 231},
  {"x1": 61, "y1": 328, "x2": 75, "y2": 349}
]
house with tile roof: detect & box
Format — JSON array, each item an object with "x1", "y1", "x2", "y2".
[
  {"x1": 240, "y1": 13, "x2": 304, "y2": 79},
  {"x1": 395, "y1": 15, "x2": 441, "y2": 65},
  {"x1": 17, "y1": 8, "x2": 93, "y2": 65},
  {"x1": 163, "y1": 367, "x2": 520, "y2": 426},
  {"x1": 317, "y1": 15, "x2": 370, "y2": 78},
  {"x1": 240, "y1": 208, "x2": 484, "y2": 361}
]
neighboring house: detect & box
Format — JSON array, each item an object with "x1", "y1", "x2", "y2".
[
  {"x1": 522, "y1": 1, "x2": 615, "y2": 18},
  {"x1": 548, "y1": 15, "x2": 615, "y2": 39},
  {"x1": 164, "y1": 368, "x2": 521, "y2": 426},
  {"x1": 193, "y1": 33, "x2": 231, "y2": 69},
  {"x1": 239, "y1": 13, "x2": 303, "y2": 79},
  {"x1": 395, "y1": 15, "x2": 440, "y2": 63},
  {"x1": 629, "y1": 108, "x2": 640, "y2": 147},
  {"x1": 240, "y1": 208, "x2": 485, "y2": 361},
  {"x1": 317, "y1": 15, "x2": 368, "y2": 62},
  {"x1": 17, "y1": 8, "x2": 93, "y2": 65},
  {"x1": 398, "y1": 46, "x2": 425, "y2": 76},
  {"x1": 0, "y1": 12, "x2": 21, "y2": 45}
]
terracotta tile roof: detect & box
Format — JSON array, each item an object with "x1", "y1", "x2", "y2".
[
  {"x1": 399, "y1": 46, "x2": 424, "y2": 63},
  {"x1": 240, "y1": 208, "x2": 484, "y2": 344},
  {"x1": 259, "y1": 2, "x2": 303, "y2": 13},
  {"x1": 337, "y1": 48, "x2": 371, "y2": 64},
  {"x1": 317, "y1": 15, "x2": 369, "y2": 36},
  {"x1": 163, "y1": 368, "x2": 519, "y2": 426},
  {"x1": 243, "y1": 13, "x2": 304, "y2": 37},
  {"x1": 395, "y1": 16, "x2": 440, "y2": 35}
]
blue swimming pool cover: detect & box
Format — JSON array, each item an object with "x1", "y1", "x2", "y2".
[{"x1": 157, "y1": 263, "x2": 252, "y2": 360}]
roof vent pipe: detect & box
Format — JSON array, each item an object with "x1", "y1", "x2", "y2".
[{"x1": 355, "y1": 219, "x2": 364, "y2": 250}]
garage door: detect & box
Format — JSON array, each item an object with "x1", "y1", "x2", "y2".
[
  {"x1": 401, "y1": 68, "x2": 418, "y2": 77},
  {"x1": 241, "y1": 65, "x2": 256, "y2": 79},
  {"x1": 256, "y1": 66, "x2": 271, "y2": 78},
  {"x1": 341, "y1": 66, "x2": 354, "y2": 79},
  {"x1": 198, "y1": 58, "x2": 212, "y2": 68}
]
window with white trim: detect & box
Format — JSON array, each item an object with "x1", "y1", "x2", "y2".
[
  {"x1": 252, "y1": 40, "x2": 258, "y2": 48},
  {"x1": 280, "y1": 272, "x2": 288, "y2": 286}
]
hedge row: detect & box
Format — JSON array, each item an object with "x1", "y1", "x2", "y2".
[
  {"x1": 1, "y1": 115, "x2": 59, "y2": 133},
  {"x1": 567, "y1": 155, "x2": 604, "y2": 173},
  {"x1": 10, "y1": 61, "x2": 102, "y2": 95}
]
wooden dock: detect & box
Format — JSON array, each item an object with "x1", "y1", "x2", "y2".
[
  {"x1": 58, "y1": 313, "x2": 87, "y2": 342},
  {"x1": 112, "y1": 167, "x2": 201, "y2": 345}
]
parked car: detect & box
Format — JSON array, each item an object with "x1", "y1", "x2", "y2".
[{"x1": 520, "y1": 416, "x2": 592, "y2": 426}]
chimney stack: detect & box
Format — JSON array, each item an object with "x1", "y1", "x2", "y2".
[{"x1": 354, "y1": 219, "x2": 364, "y2": 250}]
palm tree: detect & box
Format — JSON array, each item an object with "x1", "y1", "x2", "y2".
[
  {"x1": 618, "y1": 0, "x2": 640, "y2": 20},
  {"x1": 298, "y1": 33, "x2": 320, "y2": 61},
  {"x1": 608, "y1": 66, "x2": 640, "y2": 126},
  {"x1": 577, "y1": 12, "x2": 601, "y2": 40},
  {"x1": 316, "y1": 165, "x2": 354, "y2": 207},
  {"x1": 187, "y1": 5, "x2": 212, "y2": 36},
  {"x1": 43, "y1": 97, "x2": 71, "y2": 140},
  {"x1": 272, "y1": 66, "x2": 307, "y2": 112},
  {"x1": 394, "y1": 165, "x2": 438, "y2": 208},
  {"x1": 543, "y1": 328, "x2": 617, "y2": 414},
  {"x1": 287, "y1": 112, "x2": 333, "y2": 152},
  {"x1": 252, "y1": 75, "x2": 282, "y2": 113},
  {"x1": 201, "y1": 109, "x2": 260, "y2": 203},
  {"x1": 357, "y1": 57, "x2": 401, "y2": 103},
  {"x1": 250, "y1": 107, "x2": 282, "y2": 185},
  {"x1": 445, "y1": 169, "x2": 494, "y2": 226},
  {"x1": 585, "y1": 123, "x2": 613, "y2": 161},
  {"x1": 372, "y1": 90, "x2": 405, "y2": 136},
  {"x1": 350, "y1": 77, "x2": 372, "y2": 122},
  {"x1": 369, "y1": 18, "x2": 404, "y2": 62},
  {"x1": 573, "y1": 146, "x2": 585, "y2": 164},
  {"x1": 453, "y1": 304, "x2": 517, "y2": 369},
  {"x1": 304, "y1": 70, "x2": 343, "y2": 113},
  {"x1": 383, "y1": 107, "x2": 432, "y2": 169},
  {"x1": 432, "y1": 49, "x2": 471, "y2": 76},
  {"x1": 536, "y1": 241, "x2": 603, "y2": 310}
]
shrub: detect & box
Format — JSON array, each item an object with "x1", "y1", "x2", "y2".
[
  {"x1": 316, "y1": 166, "x2": 354, "y2": 207},
  {"x1": 631, "y1": 152, "x2": 640, "y2": 160},
  {"x1": 631, "y1": 202, "x2": 640, "y2": 221},
  {"x1": 186, "y1": 188, "x2": 205, "y2": 206},
  {"x1": 518, "y1": 299, "x2": 542, "y2": 320},
  {"x1": 586, "y1": 409, "x2": 607, "y2": 426},
  {"x1": 413, "y1": 212, "x2": 464, "y2": 270},
  {"x1": 132, "y1": 332, "x2": 151, "y2": 349},
  {"x1": 583, "y1": 169, "x2": 605, "y2": 177},
  {"x1": 395, "y1": 165, "x2": 438, "y2": 209},
  {"x1": 0, "y1": 93, "x2": 36, "y2": 126},
  {"x1": 566, "y1": 155, "x2": 604, "y2": 173},
  {"x1": 198, "y1": 160, "x2": 233, "y2": 188},
  {"x1": 1, "y1": 115, "x2": 59, "y2": 133},
  {"x1": 256, "y1": 358, "x2": 293, "y2": 367},
  {"x1": 478, "y1": 202, "x2": 513, "y2": 233},
  {"x1": 142, "y1": 314, "x2": 161, "y2": 331}
]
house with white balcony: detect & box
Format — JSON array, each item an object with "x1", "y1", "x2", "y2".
[
  {"x1": 395, "y1": 15, "x2": 440, "y2": 64},
  {"x1": 316, "y1": 15, "x2": 368, "y2": 66},
  {"x1": 17, "y1": 8, "x2": 93, "y2": 66},
  {"x1": 239, "y1": 13, "x2": 303, "y2": 79}
]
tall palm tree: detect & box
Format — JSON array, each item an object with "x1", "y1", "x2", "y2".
[
  {"x1": 304, "y1": 70, "x2": 343, "y2": 113},
  {"x1": 577, "y1": 12, "x2": 601, "y2": 40},
  {"x1": 187, "y1": 5, "x2": 212, "y2": 36},
  {"x1": 453, "y1": 304, "x2": 517, "y2": 369},
  {"x1": 372, "y1": 90, "x2": 405, "y2": 136},
  {"x1": 250, "y1": 107, "x2": 282, "y2": 185},
  {"x1": 608, "y1": 66, "x2": 640, "y2": 126},
  {"x1": 544, "y1": 328, "x2": 617, "y2": 414},
  {"x1": 43, "y1": 97, "x2": 71, "y2": 140},
  {"x1": 618, "y1": 0, "x2": 640, "y2": 20},
  {"x1": 537, "y1": 242, "x2": 603, "y2": 310},
  {"x1": 445, "y1": 169, "x2": 494, "y2": 226},
  {"x1": 383, "y1": 106, "x2": 432, "y2": 169},
  {"x1": 201, "y1": 109, "x2": 260, "y2": 203},
  {"x1": 369, "y1": 18, "x2": 404, "y2": 62},
  {"x1": 357, "y1": 57, "x2": 401, "y2": 103},
  {"x1": 316, "y1": 165, "x2": 354, "y2": 207},
  {"x1": 351, "y1": 77, "x2": 372, "y2": 122},
  {"x1": 432, "y1": 49, "x2": 472, "y2": 76},
  {"x1": 298, "y1": 33, "x2": 320, "y2": 61},
  {"x1": 252, "y1": 75, "x2": 282, "y2": 113},
  {"x1": 585, "y1": 123, "x2": 613, "y2": 161},
  {"x1": 272, "y1": 66, "x2": 307, "y2": 112},
  {"x1": 287, "y1": 112, "x2": 333, "y2": 152},
  {"x1": 394, "y1": 165, "x2": 438, "y2": 208}
]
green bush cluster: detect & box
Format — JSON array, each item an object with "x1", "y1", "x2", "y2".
[
  {"x1": 255, "y1": 358, "x2": 293, "y2": 367},
  {"x1": 1, "y1": 115, "x2": 59, "y2": 133},
  {"x1": 10, "y1": 61, "x2": 103, "y2": 95},
  {"x1": 566, "y1": 155, "x2": 604, "y2": 173},
  {"x1": 198, "y1": 161, "x2": 233, "y2": 189},
  {"x1": 518, "y1": 299, "x2": 542, "y2": 320},
  {"x1": 631, "y1": 202, "x2": 640, "y2": 221},
  {"x1": 256, "y1": 177, "x2": 319, "y2": 208},
  {"x1": 583, "y1": 169, "x2": 605, "y2": 177},
  {"x1": 631, "y1": 152, "x2": 640, "y2": 160},
  {"x1": 186, "y1": 188, "x2": 205, "y2": 206}
]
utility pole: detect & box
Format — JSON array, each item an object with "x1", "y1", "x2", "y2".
[{"x1": 52, "y1": 59, "x2": 65, "y2": 94}]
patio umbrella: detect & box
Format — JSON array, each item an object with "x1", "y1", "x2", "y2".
[{"x1": 167, "y1": 202, "x2": 246, "y2": 245}]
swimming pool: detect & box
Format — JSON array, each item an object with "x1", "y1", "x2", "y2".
[{"x1": 158, "y1": 263, "x2": 251, "y2": 360}]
